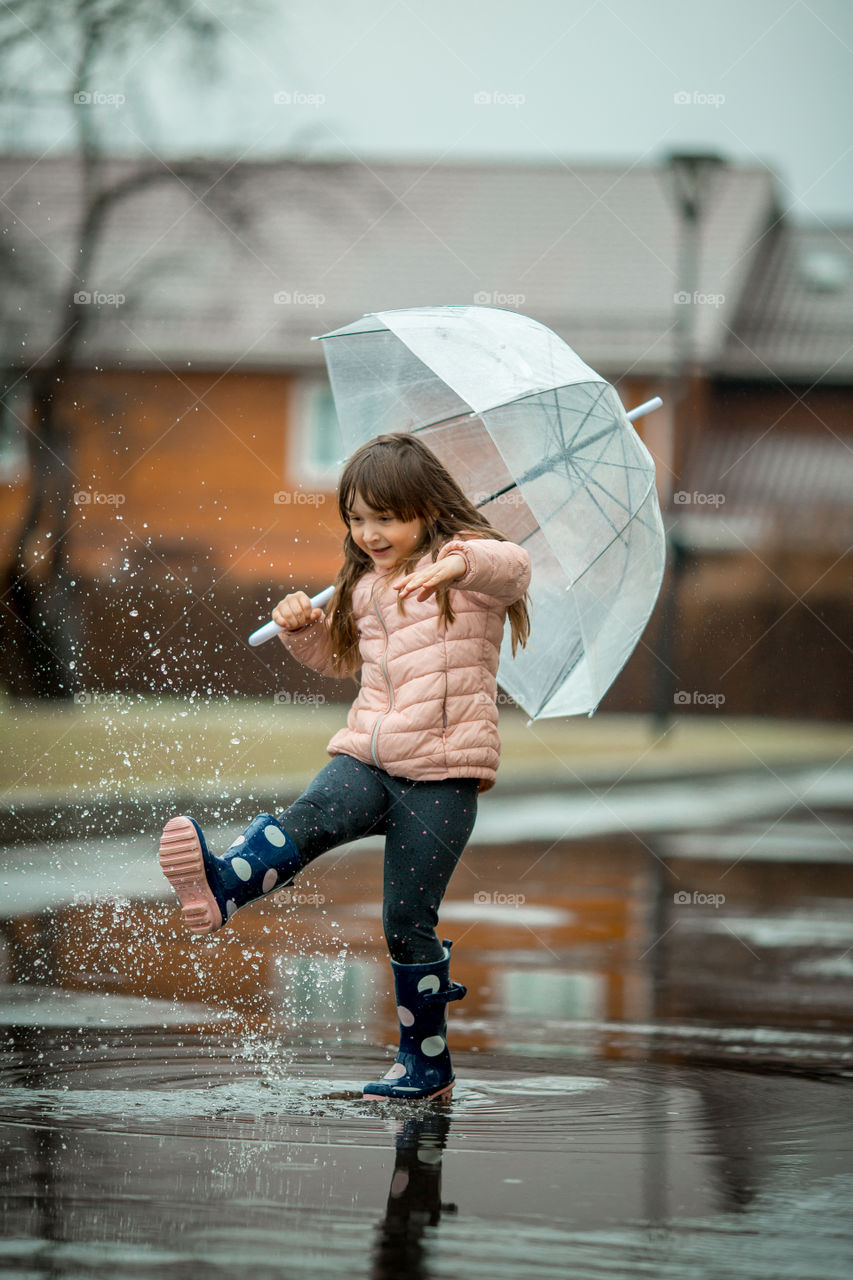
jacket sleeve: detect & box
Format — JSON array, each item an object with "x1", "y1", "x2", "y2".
[
  {"x1": 437, "y1": 537, "x2": 531, "y2": 605},
  {"x1": 278, "y1": 614, "x2": 362, "y2": 680}
]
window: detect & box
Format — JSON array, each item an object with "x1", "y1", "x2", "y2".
[
  {"x1": 287, "y1": 375, "x2": 343, "y2": 489},
  {"x1": 0, "y1": 378, "x2": 30, "y2": 482}
]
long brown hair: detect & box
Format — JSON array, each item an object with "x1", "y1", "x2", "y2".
[{"x1": 326, "y1": 433, "x2": 530, "y2": 676}]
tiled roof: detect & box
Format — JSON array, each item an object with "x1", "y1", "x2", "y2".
[
  {"x1": 722, "y1": 223, "x2": 853, "y2": 382},
  {"x1": 677, "y1": 428, "x2": 853, "y2": 550},
  {"x1": 1, "y1": 155, "x2": 782, "y2": 378}
]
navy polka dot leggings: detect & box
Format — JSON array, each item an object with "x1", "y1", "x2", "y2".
[{"x1": 277, "y1": 754, "x2": 479, "y2": 964}]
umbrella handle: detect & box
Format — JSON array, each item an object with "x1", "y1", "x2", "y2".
[
  {"x1": 248, "y1": 585, "x2": 335, "y2": 647},
  {"x1": 625, "y1": 396, "x2": 663, "y2": 422}
]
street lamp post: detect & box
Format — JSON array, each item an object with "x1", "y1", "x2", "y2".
[{"x1": 653, "y1": 152, "x2": 727, "y2": 731}]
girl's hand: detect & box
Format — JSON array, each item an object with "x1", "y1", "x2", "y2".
[
  {"x1": 272, "y1": 592, "x2": 324, "y2": 631},
  {"x1": 394, "y1": 554, "x2": 466, "y2": 601}
]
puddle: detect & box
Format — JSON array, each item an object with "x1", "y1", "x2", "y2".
[
  {"x1": 1, "y1": 1032, "x2": 851, "y2": 1278},
  {"x1": 2, "y1": 810, "x2": 853, "y2": 1277}
]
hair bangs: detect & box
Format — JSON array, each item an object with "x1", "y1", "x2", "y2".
[{"x1": 339, "y1": 446, "x2": 423, "y2": 524}]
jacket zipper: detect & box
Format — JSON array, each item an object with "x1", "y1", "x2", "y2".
[{"x1": 370, "y1": 583, "x2": 394, "y2": 766}]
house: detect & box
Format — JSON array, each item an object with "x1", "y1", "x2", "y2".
[{"x1": 1, "y1": 155, "x2": 851, "y2": 711}]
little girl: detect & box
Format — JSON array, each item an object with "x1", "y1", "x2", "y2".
[{"x1": 159, "y1": 433, "x2": 530, "y2": 1100}]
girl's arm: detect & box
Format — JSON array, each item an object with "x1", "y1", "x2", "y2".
[
  {"x1": 278, "y1": 616, "x2": 361, "y2": 679},
  {"x1": 436, "y1": 538, "x2": 531, "y2": 605},
  {"x1": 274, "y1": 593, "x2": 361, "y2": 679}
]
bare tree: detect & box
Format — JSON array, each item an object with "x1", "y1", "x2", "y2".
[{"x1": 0, "y1": 0, "x2": 263, "y2": 697}]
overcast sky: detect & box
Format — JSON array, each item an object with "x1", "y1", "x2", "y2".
[{"x1": 8, "y1": 0, "x2": 853, "y2": 222}]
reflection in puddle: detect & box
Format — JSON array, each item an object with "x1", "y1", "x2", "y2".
[
  {"x1": 1, "y1": 1029, "x2": 851, "y2": 1278},
  {"x1": 2, "y1": 819, "x2": 853, "y2": 1277}
]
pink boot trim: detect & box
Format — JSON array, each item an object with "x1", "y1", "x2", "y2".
[
  {"x1": 158, "y1": 815, "x2": 223, "y2": 935},
  {"x1": 362, "y1": 1080, "x2": 455, "y2": 1102}
]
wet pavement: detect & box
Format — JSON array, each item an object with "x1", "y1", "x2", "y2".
[{"x1": 2, "y1": 778, "x2": 853, "y2": 1279}]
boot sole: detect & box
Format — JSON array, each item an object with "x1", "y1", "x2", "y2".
[
  {"x1": 158, "y1": 815, "x2": 223, "y2": 935},
  {"x1": 363, "y1": 1080, "x2": 455, "y2": 1102}
]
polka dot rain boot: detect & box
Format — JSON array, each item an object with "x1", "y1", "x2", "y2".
[
  {"x1": 158, "y1": 812, "x2": 302, "y2": 935},
  {"x1": 363, "y1": 940, "x2": 466, "y2": 1101}
]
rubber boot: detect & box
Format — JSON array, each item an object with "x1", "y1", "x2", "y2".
[
  {"x1": 363, "y1": 940, "x2": 466, "y2": 1101},
  {"x1": 158, "y1": 812, "x2": 302, "y2": 935}
]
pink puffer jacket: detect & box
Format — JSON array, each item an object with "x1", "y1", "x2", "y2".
[{"x1": 279, "y1": 538, "x2": 531, "y2": 792}]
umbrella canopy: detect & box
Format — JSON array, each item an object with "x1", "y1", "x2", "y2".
[{"x1": 315, "y1": 306, "x2": 666, "y2": 719}]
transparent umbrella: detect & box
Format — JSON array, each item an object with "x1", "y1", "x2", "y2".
[{"x1": 252, "y1": 305, "x2": 666, "y2": 719}]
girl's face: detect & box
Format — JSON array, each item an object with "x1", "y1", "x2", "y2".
[{"x1": 347, "y1": 492, "x2": 426, "y2": 570}]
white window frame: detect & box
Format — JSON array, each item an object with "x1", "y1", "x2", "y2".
[
  {"x1": 0, "y1": 379, "x2": 30, "y2": 482},
  {"x1": 286, "y1": 374, "x2": 344, "y2": 491}
]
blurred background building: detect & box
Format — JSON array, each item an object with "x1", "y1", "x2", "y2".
[
  {"x1": 2, "y1": 152, "x2": 851, "y2": 713},
  {"x1": 1, "y1": 1, "x2": 851, "y2": 715}
]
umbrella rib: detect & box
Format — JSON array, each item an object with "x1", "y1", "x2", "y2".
[
  {"x1": 477, "y1": 422, "x2": 628, "y2": 506},
  {"x1": 520, "y1": 489, "x2": 662, "y2": 718},
  {"x1": 576, "y1": 407, "x2": 659, "y2": 557},
  {"x1": 566, "y1": 454, "x2": 633, "y2": 524},
  {"x1": 514, "y1": 470, "x2": 660, "y2": 561},
  {"x1": 479, "y1": 450, "x2": 651, "y2": 509},
  {"x1": 547, "y1": 387, "x2": 654, "y2": 528},
  {"x1": 533, "y1": 640, "x2": 586, "y2": 718},
  {"x1": 555, "y1": 383, "x2": 611, "y2": 447},
  {"x1": 414, "y1": 383, "x2": 629, "y2": 507},
  {"x1": 537, "y1": 668, "x2": 579, "y2": 719},
  {"x1": 319, "y1": 327, "x2": 390, "y2": 340},
  {"x1": 569, "y1": 488, "x2": 662, "y2": 581},
  {"x1": 511, "y1": 433, "x2": 641, "y2": 541},
  {"x1": 549, "y1": 384, "x2": 632, "y2": 513},
  {"x1": 498, "y1": 385, "x2": 624, "y2": 502},
  {"x1": 543, "y1": 384, "x2": 611, "y2": 468},
  {"x1": 408, "y1": 379, "x2": 614, "y2": 439}
]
